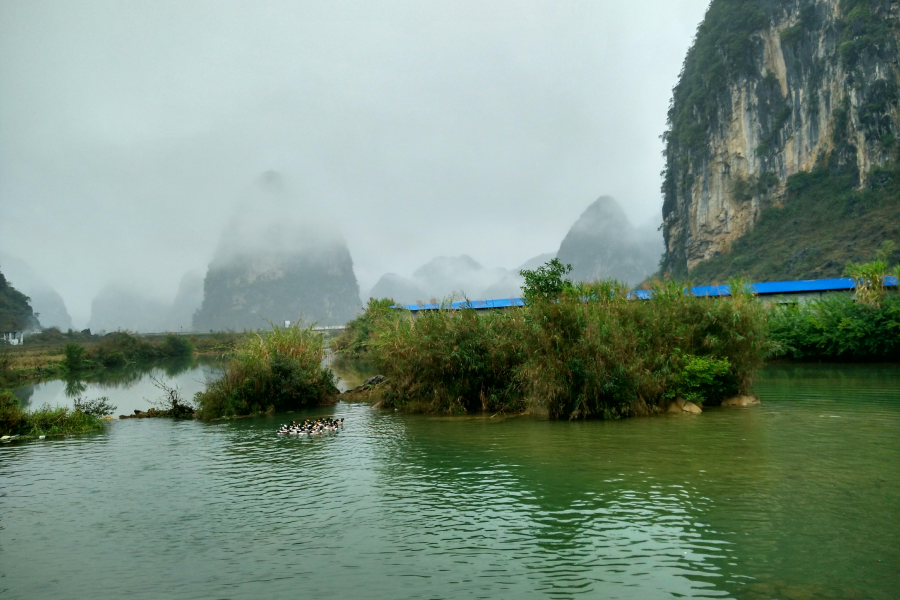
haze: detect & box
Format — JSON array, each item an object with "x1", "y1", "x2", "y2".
[{"x1": 0, "y1": 0, "x2": 710, "y2": 328}]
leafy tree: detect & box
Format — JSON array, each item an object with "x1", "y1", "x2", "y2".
[{"x1": 519, "y1": 259, "x2": 574, "y2": 303}]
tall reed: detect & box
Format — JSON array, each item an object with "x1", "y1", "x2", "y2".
[
  {"x1": 196, "y1": 323, "x2": 337, "y2": 419},
  {"x1": 370, "y1": 279, "x2": 771, "y2": 418}
]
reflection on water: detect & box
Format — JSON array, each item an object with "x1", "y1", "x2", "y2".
[
  {"x1": 328, "y1": 354, "x2": 379, "y2": 391},
  {"x1": 14, "y1": 356, "x2": 225, "y2": 415},
  {"x1": 1, "y1": 363, "x2": 898, "y2": 599}
]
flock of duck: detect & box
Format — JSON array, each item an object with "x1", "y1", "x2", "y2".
[{"x1": 277, "y1": 418, "x2": 344, "y2": 436}]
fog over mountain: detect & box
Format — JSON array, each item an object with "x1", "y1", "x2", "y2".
[
  {"x1": 0, "y1": 253, "x2": 73, "y2": 330},
  {"x1": 193, "y1": 172, "x2": 361, "y2": 330},
  {"x1": 87, "y1": 285, "x2": 170, "y2": 334},
  {"x1": 556, "y1": 196, "x2": 664, "y2": 286},
  {"x1": 369, "y1": 252, "x2": 555, "y2": 304},
  {"x1": 0, "y1": 1, "x2": 710, "y2": 328}
]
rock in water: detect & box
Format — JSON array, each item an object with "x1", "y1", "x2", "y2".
[
  {"x1": 721, "y1": 395, "x2": 760, "y2": 407},
  {"x1": 556, "y1": 197, "x2": 663, "y2": 286}
]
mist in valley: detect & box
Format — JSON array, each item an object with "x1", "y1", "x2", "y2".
[{"x1": 0, "y1": 1, "x2": 708, "y2": 331}]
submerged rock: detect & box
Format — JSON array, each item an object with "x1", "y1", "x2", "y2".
[
  {"x1": 721, "y1": 395, "x2": 760, "y2": 407},
  {"x1": 666, "y1": 397, "x2": 702, "y2": 414}
]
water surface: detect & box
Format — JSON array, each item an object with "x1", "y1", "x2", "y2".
[{"x1": 2, "y1": 363, "x2": 898, "y2": 599}]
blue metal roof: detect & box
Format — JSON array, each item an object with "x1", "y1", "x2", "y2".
[{"x1": 392, "y1": 276, "x2": 899, "y2": 311}]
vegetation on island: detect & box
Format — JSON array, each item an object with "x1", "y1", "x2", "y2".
[
  {"x1": 0, "y1": 388, "x2": 115, "y2": 437},
  {"x1": 195, "y1": 323, "x2": 338, "y2": 420},
  {"x1": 341, "y1": 260, "x2": 770, "y2": 419}
]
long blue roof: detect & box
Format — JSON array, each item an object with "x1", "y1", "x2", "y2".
[{"x1": 393, "y1": 276, "x2": 899, "y2": 311}]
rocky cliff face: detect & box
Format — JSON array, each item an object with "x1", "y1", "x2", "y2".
[{"x1": 661, "y1": 0, "x2": 900, "y2": 277}]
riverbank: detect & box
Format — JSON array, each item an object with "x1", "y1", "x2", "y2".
[{"x1": 0, "y1": 331, "x2": 240, "y2": 388}]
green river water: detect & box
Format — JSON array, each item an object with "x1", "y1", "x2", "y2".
[{"x1": 2, "y1": 362, "x2": 898, "y2": 599}]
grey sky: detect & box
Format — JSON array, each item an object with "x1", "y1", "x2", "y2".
[{"x1": 1, "y1": 0, "x2": 710, "y2": 327}]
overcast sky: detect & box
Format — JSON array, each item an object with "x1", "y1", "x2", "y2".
[{"x1": 1, "y1": 0, "x2": 710, "y2": 327}]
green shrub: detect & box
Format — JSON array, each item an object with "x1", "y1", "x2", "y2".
[
  {"x1": 161, "y1": 334, "x2": 193, "y2": 357},
  {"x1": 519, "y1": 258, "x2": 574, "y2": 303},
  {"x1": 666, "y1": 354, "x2": 737, "y2": 405},
  {"x1": 517, "y1": 280, "x2": 767, "y2": 419},
  {"x1": 768, "y1": 294, "x2": 900, "y2": 360},
  {"x1": 0, "y1": 390, "x2": 27, "y2": 435},
  {"x1": 332, "y1": 298, "x2": 395, "y2": 356},
  {"x1": 196, "y1": 323, "x2": 337, "y2": 419},
  {"x1": 63, "y1": 343, "x2": 86, "y2": 371},
  {"x1": 372, "y1": 305, "x2": 526, "y2": 414},
  {"x1": 0, "y1": 390, "x2": 105, "y2": 437},
  {"x1": 72, "y1": 396, "x2": 117, "y2": 418},
  {"x1": 369, "y1": 268, "x2": 770, "y2": 419}
]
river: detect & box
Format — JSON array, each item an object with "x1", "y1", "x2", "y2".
[{"x1": 1, "y1": 361, "x2": 898, "y2": 599}]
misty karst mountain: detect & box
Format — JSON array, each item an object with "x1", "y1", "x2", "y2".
[
  {"x1": 369, "y1": 274, "x2": 428, "y2": 305},
  {"x1": 556, "y1": 196, "x2": 663, "y2": 286},
  {"x1": 163, "y1": 270, "x2": 204, "y2": 332},
  {"x1": 87, "y1": 285, "x2": 170, "y2": 334},
  {"x1": 0, "y1": 268, "x2": 40, "y2": 333},
  {"x1": 0, "y1": 253, "x2": 73, "y2": 330},
  {"x1": 193, "y1": 172, "x2": 361, "y2": 330},
  {"x1": 369, "y1": 252, "x2": 557, "y2": 304}
]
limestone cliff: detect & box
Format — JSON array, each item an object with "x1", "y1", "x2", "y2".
[{"x1": 661, "y1": 0, "x2": 900, "y2": 278}]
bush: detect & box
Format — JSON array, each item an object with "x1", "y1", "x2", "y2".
[
  {"x1": 768, "y1": 294, "x2": 900, "y2": 360},
  {"x1": 0, "y1": 390, "x2": 27, "y2": 435},
  {"x1": 516, "y1": 280, "x2": 766, "y2": 419},
  {"x1": 196, "y1": 323, "x2": 337, "y2": 419},
  {"x1": 64, "y1": 343, "x2": 86, "y2": 371},
  {"x1": 369, "y1": 270, "x2": 770, "y2": 419},
  {"x1": 331, "y1": 298, "x2": 396, "y2": 356},
  {"x1": 72, "y1": 396, "x2": 117, "y2": 418},
  {"x1": 0, "y1": 390, "x2": 105, "y2": 437},
  {"x1": 372, "y1": 305, "x2": 526, "y2": 414}
]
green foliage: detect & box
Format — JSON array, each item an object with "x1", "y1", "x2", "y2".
[
  {"x1": 0, "y1": 352, "x2": 10, "y2": 386},
  {"x1": 667, "y1": 355, "x2": 737, "y2": 405},
  {"x1": 768, "y1": 294, "x2": 900, "y2": 360},
  {"x1": 370, "y1": 270, "x2": 770, "y2": 419},
  {"x1": 196, "y1": 323, "x2": 337, "y2": 419},
  {"x1": 730, "y1": 171, "x2": 781, "y2": 202},
  {"x1": 0, "y1": 390, "x2": 106, "y2": 437},
  {"x1": 63, "y1": 343, "x2": 86, "y2": 371},
  {"x1": 372, "y1": 306, "x2": 526, "y2": 414},
  {"x1": 518, "y1": 280, "x2": 767, "y2": 419},
  {"x1": 663, "y1": 0, "x2": 768, "y2": 163},
  {"x1": 331, "y1": 298, "x2": 396, "y2": 356},
  {"x1": 519, "y1": 258, "x2": 574, "y2": 303},
  {"x1": 837, "y1": 0, "x2": 897, "y2": 68},
  {"x1": 0, "y1": 269, "x2": 37, "y2": 332},
  {"x1": 72, "y1": 396, "x2": 117, "y2": 418},
  {"x1": 0, "y1": 390, "x2": 27, "y2": 435},
  {"x1": 689, "y1": 160, "x2": 900, "y2": 284},
  {"x1": 161, "y1": 334, "x2": 193, "y2": 357},
  {"x1": 844, "y1": 241, "x2": 896, "y2": 306}
]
